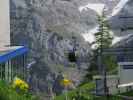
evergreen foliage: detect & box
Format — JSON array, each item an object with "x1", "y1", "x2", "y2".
[
  {"x1": 94, "y1": 13, "x2": 117, "y2": 72},
  {"x1": 85, "y1": 12, "x2": 117, "y2": 81},
  {"x1": 94, "y1": 14, "x2": 113, "y2": 49}
]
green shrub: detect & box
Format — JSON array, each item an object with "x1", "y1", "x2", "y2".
[
  {"x1": 55, "y1": 82, "x2": 95, "y2": 100},
  {"x1": 0, "y1": 80, "x2": 38, "y2": 100}
]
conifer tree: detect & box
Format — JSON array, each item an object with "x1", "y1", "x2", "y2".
[
  {"x1": 85, "y1": 11, "x2": 117, "y2": 82},
  {"x1": 94, "y1": 13, "x2": 117, "y2": 72},
  {"x1": 94, "y1": 14, "x2": 113, "y2": 50}
]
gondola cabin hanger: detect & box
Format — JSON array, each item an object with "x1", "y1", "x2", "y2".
[
  {"x1": 67, "y1": 34, "x2": 78, "y2": 63},
  {"x1": 68, "y1": 50, "x2": 77, "y2": 62}
]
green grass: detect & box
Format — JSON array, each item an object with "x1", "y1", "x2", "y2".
[
  {"x1": 54, "y1": 82, "x2": 126, "y2": 100},
  {"x1": 93, "y1": 96, "x2": 122, "y2": 100},
  {"x1": 121, "y1": 90, "x2": 133, "y2": 97},
  {"x1": 54, "y1": 82, "x2": 95, "y2": 100}
]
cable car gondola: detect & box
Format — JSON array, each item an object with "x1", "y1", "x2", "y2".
[{"x1": 68, "y1": 50, "x2": 77, "y2": 62}]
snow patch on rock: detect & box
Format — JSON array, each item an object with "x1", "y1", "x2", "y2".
[
  {"x1": 79, "y1": 3, "x2": 105, "y2": 15},
  {"x1": 111, "y1": 0, "x2": 129, "y2": 17},
  {"x1": 81, "y1": 27, "x2": 98, "y2": 43}
]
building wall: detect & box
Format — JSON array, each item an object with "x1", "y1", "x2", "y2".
[
  {"x1": 118, "y1": 62, "x2": 133, "y2": 84},
  {"x1": 95, "y1": 77, "x2": 119, "y2": 95},
  {"x1": 0, "y1": 0, "x2": 10, "y2": 47}
]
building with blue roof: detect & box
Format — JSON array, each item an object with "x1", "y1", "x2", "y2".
[
  {"x1": 0, "y1": 0, "x2": 28, "y2": 82},
  {"x1": 0, "y1": 46, "x2": 28, "y2": 82}
]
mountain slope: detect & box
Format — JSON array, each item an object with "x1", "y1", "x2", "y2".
[
  {"x1": 109, "y1": 0, "x2": 133, "y2": 46},
  {"x1": 10, "y1": 0, "x2": 92, "y2": 93},
  {"x1": 10, "y1": 0, "x2": 130, "y2": 94}
]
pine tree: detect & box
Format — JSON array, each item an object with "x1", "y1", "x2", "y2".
[
  {"x1": 84, "y1": 12, "x2": 117, "y2": 82},
  {"x1": 94, "y1": 13, "x2": 117, "y2": 72},
  {"x1": 94, "y1": 14, "x2": 113, "y2": 50}
]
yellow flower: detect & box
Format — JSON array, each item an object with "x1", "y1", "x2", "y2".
[
  {"x1": 20, "y1": 83, "x2": 29, "y2": 91},
  {"x1": 60, "y1": 79, "x2": 72, "y2": 87},
  {"x1": 13, "y1": 78, "x2": 23, "y2": 86},
  {"x1": 24, "y1": 83, "x2": 29, "y2": 89},
  {"x1": 13, "y1": 77, "x2": 29, "y2": 92}
]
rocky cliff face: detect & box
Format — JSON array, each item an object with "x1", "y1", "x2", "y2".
[
  {"x1": 109, "y1": 0, "x2": 133, "y2": 47},
  {"x1": 10, "y1": 0, "x2": 92, "y2": 93}
]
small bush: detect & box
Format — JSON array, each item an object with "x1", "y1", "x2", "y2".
[{"x1": 0, "y1": 80, "x2": 38, "y2": 100}]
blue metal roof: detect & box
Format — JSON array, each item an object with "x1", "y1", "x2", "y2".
[{"x1": 0, "y1": 46, "x2": 28, "y2": 63}]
